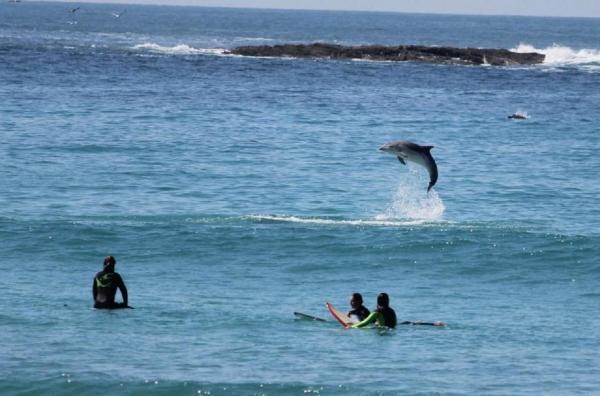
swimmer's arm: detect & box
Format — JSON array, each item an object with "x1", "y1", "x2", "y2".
[
  {"x1": 115, "y1": 274, "x2": 128, "y2": 306},
  {"x1": 92, "y1": 277, "x2": 98, "y2": 301},
  {"x1": 351, "y1": 312, "x2": 378, "y2": 328}
]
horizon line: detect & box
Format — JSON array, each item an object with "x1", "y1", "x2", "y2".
[{"x1": 24, "y1": 0, "x2": 600, "y2": 19}]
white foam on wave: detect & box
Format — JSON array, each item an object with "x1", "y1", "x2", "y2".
[
  {"x1": 132, "y1": 42, "x2": 226, "y2": 56},
  {"x1": 248, "y1": 174, "x2": 445, "y2": 228},
  {"x1": 248, "y1": 214, "x2": 430, "y2": 227},
  {"x1": 375, "y1": 170, "x2": 445, "y2": 222},
  {"x1": 249, "y1": 169, "x2": 445, "y2": 227},
  {"x1": 511, "y1": 43, "x2": 600, "y2": 65},
  {"x1": 233, "y1": 36, "x2": 275, "y2": 42}
]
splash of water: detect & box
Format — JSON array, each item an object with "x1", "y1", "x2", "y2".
[
  {"x1": 511, "y1": 43, "x2": 600, "y2": 65},
  {"x1": 249, "y1": 214, "x2": 428, "y2": 227},
  {"x1": 132, "y1": 43, "x2": 226, "y2": 56},
  {"x1": 376, "y1": 170, "x2": 445, "y2": 222}
]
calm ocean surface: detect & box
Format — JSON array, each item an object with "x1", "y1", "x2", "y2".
[{"x1": 1, "y1": 2, "x2": 600, "y2": 395}]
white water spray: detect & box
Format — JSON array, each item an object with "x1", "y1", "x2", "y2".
[
  {"x1": 132, "y1": 43, "x2": 226, "y2": 56},
  {"x1": 376, "y1": 170, "x2": 445, "y2": 222},
  {"x1": 511, "y1": 43, "x2": 600, "y2": 65}
]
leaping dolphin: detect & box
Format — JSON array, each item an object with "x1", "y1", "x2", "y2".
[{"x1": 379, "y1": 140, "x2": 438, "y2": 192}]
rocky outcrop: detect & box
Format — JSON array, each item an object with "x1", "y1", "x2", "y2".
[{"x1": 228, "y1": 43, "x2": 545, "y2": 66}]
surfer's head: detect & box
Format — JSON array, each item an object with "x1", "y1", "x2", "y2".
[
  {"x1": 377, "y1": 293, "x2": 390, "y2": 309},
  {"x1": 350, "y1": 293, "x2": 364, "y2": 308},
  {"x1": 103, "y1": 255, "x2": 116, "y2": 272}
]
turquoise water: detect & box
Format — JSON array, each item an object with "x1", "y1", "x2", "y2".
[{"x1": 1, "y1": 2, "x2": 600, "y2": 395}]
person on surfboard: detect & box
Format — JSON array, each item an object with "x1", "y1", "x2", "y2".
[
  {"x1": 92, "y1": 256, "x2": 130, "y2": 309},
  {"x1": 347, "y1": 293, "x2": 370, "y2": 321},
  {"x1": 352, "y1": 293, "x2": 397, "y2": 329}
]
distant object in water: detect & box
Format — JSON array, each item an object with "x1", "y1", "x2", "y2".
[
  {"x1": 379, "y1": 140, "x2": 438, "y2": 192},
  {"x1": 400, "y1": 320, "x2": 446, "y2": 326},
  {"x1": 69, "y1": 6, "x2": 80, "y2": 13},
  {"x1": 228, "y1": 43, "x2": 545, "y2": 66},
  {"x1": 508, "y1": 112, "x2": 529, "y2": 120},
  {"x1": 112, "y1": 10, "x2": 126, "y2": 18},
  {"x1": 8, "y1": 0, "x2": 22, "y2": 3},
  {"x1": 294, "y1": 312, "x2": 327, "y2": 322}
]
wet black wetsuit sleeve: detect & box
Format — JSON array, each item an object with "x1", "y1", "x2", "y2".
[
  {"x1": 348, "y1": 306, "x2": 371, "y2": 321},
  {"x1": 92, "y1": 275, "x2": 98, "y2": 301},
  {"x1": 362, "y1": 307, "x2": 371, "y2": 319},
  {"x1": 114, "y1": 273, "x2": 128, "y2": 306}
]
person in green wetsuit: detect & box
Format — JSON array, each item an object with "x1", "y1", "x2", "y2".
[
  {"x1": 352, "y1": 293, "x2": 397, "y2": 329},
  {"x1": 92, "y1": 256, "x2": 129, "y2": 309}
]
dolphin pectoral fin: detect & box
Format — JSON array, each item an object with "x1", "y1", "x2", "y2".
[{"x1": 397, "y1": 156, "x2": 407, "y2": 165}]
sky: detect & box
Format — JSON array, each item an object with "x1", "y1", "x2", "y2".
[{"x1": 36, "y1": 0, "x2": 600, "y2": 18}]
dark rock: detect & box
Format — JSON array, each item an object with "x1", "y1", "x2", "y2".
[{"x1": 227, "y1": 43, "x2": 545, "y2": 65}]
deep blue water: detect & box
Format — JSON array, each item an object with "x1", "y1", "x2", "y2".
[{"x1": 1, "y1": 2, "x2": 600, "y2": 395}]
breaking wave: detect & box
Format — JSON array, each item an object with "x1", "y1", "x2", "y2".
[
  {"x1": 248, "y1": 214, "x2": 430, "y2": 227},
  {"x1": 132, "y1": 42, "x2": 226, "y2": 56},
  {"x1": 249, "y1": 172, "x2": 445, "y2": 228},
  {"x1": 512, "y1": 43, "x2": 600, "y2": 66}
]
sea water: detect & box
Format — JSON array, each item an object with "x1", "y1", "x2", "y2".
[{"x1": 1, "y1": 3, "x2": 600, "y2": 395}]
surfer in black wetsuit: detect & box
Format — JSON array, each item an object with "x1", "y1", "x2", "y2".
[
  {"x1": 347, "y1": 293, "x2": 370, "y2": 321},
  {"x1": 92, "y1": 256, "x2": 129, "y2": 309},
  {"x1": 353, "y1": 293, "x2": 444, "y2": 328},
  {"x1": 352, "y1": 293, "x2": 397, "y2": 329}
]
